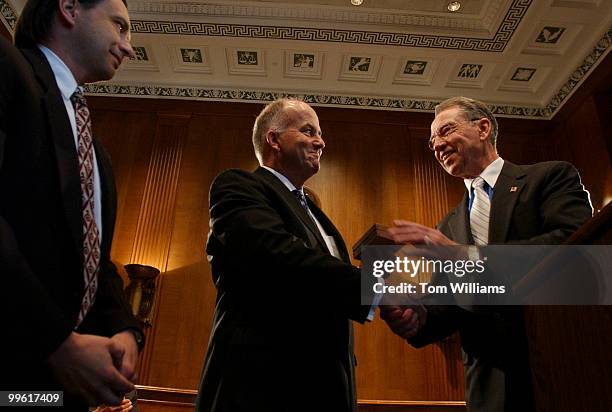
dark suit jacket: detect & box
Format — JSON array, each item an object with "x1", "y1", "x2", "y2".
[
  {"x1": 197, "y1": 167, "x2": 374, "y2": 412},
  {"x1": 408, "y1": 160, "x2": 592, "y2": 412},
  {"x1": 0, "y1": 38, "x2": 140, "y2": 398}
]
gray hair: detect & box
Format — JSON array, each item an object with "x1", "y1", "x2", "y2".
[
  {"x1": 435, "y1": 96, "x2": 499, "y2": 147},
  {"x1": 252, "y1": 98, "x2": 295, "y2": 163}
]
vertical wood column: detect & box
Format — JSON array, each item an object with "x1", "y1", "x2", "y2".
[
  {"x1": 412, "y1": 138, "x2": 451, "y2": 229},
  {"x1": 129, "y1": 113, "x2": 191, "y2": 384},
  {"x1": 411, "y1": 137, "x2": 465, "y2": 400}
]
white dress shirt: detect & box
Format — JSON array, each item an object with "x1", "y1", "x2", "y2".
[
  {"x1": 262, "y1": 166, "x2": 340, "y2": 258},
  {"x1": 38, "y1": 45, "x2": 103, "y2": 240},
  {"x1": 463, "y1": 156, "x2": 505, "y2": 193}
]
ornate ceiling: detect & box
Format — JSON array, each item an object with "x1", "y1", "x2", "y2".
[{"x1": 2, "y1": 0, "x2": 611, "y2": 118}]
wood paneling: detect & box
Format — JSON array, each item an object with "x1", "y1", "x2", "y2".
[
  {"x1": 88, "y1": 93, "x2": 608, "y2": 407},
  {"x1": 130, "y1": 114, "x2": 191, "y2": 384},
  {"x1": 559, "y1": 94, "x2": 612, "y2": 210},
  {"x1": 0, "y1": 22, "x2": 10, "y2": 42},
  {"x1": 133, "y1": 385, "x2": 466, "y2": 412},
  {"x1": 594, "y1": 91, "x2": 612, "y2": 166}
]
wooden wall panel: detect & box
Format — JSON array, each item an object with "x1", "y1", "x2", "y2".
[
  {"x1": 92, "y1": 110, "x2": 157, "y2": 273},
  {"x1": 147, "y1": 111, "x2": 259, "y2": 388},
  {"x1": 0, "y1": 21, "x2": 10, "y2": 41},
  {"x1": 129, "y1": 114, "x2": 191, "y2": 384},
  {"x1": 88, "y1": 95, "x2": 609, "y2": 410},
  {"x1": 560, "y1": 95, "x2": 611, "y2": 210}
]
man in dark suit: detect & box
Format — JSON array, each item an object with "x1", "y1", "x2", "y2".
[
  {"x1": 0, "y1": 0, "x2": 143, "y2": 408},
  {"x1": 381, "y1": 97, "x2": 592, "y2": 411},
  {"x1": 197, "y1": 99, "x2": 376, "y2": 412}
]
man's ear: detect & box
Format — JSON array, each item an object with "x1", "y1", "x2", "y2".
[
  {"x1": 265, "y1": 130, "x2": 281, "y2": 152},
  {"x1": 477, "y1": 118, "x2": 492, "y2": 142},
  {"x1": 58, "y1": 0, "x2": 79, "y2": 26}
]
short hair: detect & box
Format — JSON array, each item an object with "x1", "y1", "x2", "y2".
[
  {"x1": 15, "y1": 0, "x2": 127, "y2": 48},
  {"x1": 252, "y1": 98, "x2": 296, "y2": 163},
  {"x1": 435, "y1": 96, "x2": 499, "y2": 147}
]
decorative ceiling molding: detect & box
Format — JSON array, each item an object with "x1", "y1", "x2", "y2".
[
  {"x1": 84, "y1": 82, "x2": 548, "y2": 119},
  {"x1": 130, "y1": 0, "x2": 532, "y2": 52},
  {"x1": 84, "y1": 25, "x2": 611, "y2": 120},
  {"x1": 0, "y1": 0, "x2": 16, "y2": 30},
  {"x1": 2, "y1": 0, "x2": 610, "y2": 120},
  {"x1": 128, "y1": 0, "x2": 500, "y2": 32},
  {"x1": 544, "y1": 25, "x2": 611, "y2": 117}
]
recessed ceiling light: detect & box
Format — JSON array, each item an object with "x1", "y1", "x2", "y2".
[
  {"x1": 351, "y1": 0, "x2": 364, "y2": 5},
  {"x1": 447, "y1": 1, "x2": 461, "y2": 12}
]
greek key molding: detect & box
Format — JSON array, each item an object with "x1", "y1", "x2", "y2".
[
  {"x1": 129, "y1": 0, "x2": 500, "y2": 32},
  {"x1": 84, "y1": 24, "x2": 611, "y2": 120},
  {"x1": 130, "y1": 0, "x2": 532, "y2": 52}
]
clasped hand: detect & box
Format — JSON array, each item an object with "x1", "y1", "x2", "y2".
[
  {"x1": 378, "y1": 219, "x2": 447, "y2": 339},
  {"x1": 380, "y1": 293, "x2": 427, "y2": 340},
  {"x1": 46, "y1": 331, "x2": 139, "y2": 406}
]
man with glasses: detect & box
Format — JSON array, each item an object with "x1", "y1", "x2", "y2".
[
  {"x1": 197, "y1": 98, "x2": 377, "y2": 412},
  {"x1": 381, "y1": 96, "x2": 592, "y2": 411}
]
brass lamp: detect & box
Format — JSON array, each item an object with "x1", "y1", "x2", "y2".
[{"x1": 124, "y1": 264, "x2": 160, "y2": 327}]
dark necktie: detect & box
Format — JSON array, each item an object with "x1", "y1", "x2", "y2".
[
  {"x1": 71, "y1": 88, "x2": 101, "y2": 328},
  {"x1": 292, "y1": 189, "x2": 310, "y2": 212}
]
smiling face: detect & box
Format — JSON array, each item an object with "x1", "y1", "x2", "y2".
[
  {"x1": 430, "y1": 106, "x2": 495, "y2": 179},
  {"x1": 71, "y1": 0, "x2": 134, "y2": 83},
  {"x1": 267, "y1": 101, "x2": 325, "y2": 187}
]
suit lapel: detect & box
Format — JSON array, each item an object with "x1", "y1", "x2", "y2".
[
  {"x1": 489, "y1": 161, "x2": 526, "y2": 243},
  {"x1": 22, "y1": 48, "x2": 83, "y2": 257},
  {"x1": 447, "y1": 193, "x2": 472, "y2": 244},
  {"x1": 254, "y1": 168, "x2": 330, "y2": 252}
]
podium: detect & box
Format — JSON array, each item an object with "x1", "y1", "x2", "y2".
[{"x1": 519, "y1": 203, "x2": 612, "y2": 412}]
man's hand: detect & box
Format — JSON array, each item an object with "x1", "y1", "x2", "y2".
[
  {"x1": 94, "y1": 397, "x2": 133, "y2": 412},
  {"x1": 46, "y1": 332, "x2": 135, "y2": 406},
  {"x1": 110, "y1": 331, "x2": 139, "y2": 382},
  {"x1": 380, "y1": 304, "x2": 427, "y2": 339},
  {"x1": 387, "y1": 220, "x2": 457, "y2": 246}
]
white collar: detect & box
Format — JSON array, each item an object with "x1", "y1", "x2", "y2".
[
  {"x1": 38, "y1": 44, "x2": 79, "y2": 101},
  {"x1": 464, "y1": 157, "x2": 504, "y2": 190},
  {"x1": 261, "y1": 166, "x2": 301, "y2": 193}
]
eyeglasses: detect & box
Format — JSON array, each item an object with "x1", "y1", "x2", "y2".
[{"x1": 428, "y1": 118, "x2": 480, "y2": 150}]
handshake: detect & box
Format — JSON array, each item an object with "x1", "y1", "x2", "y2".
[
  {"x1": 379, "y1": 298, "x2": 427, "y2": 340},
  {"x1": 374, "y1": 219, "x2": 447, "y2": 340}
]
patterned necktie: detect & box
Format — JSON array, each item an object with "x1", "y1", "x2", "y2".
[
  {"x1": 292, "y1": 189, "x2": 310, "y2": 213},
  {"x1": 470, "y1": 177, "x2": 491, "y2": 246},
  {"x1": 71, "y1": 88, "x2": 101, "y2": 328}
]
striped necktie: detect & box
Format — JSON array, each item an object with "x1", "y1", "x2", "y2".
[
  {"x1": 71, "y1": 88, "x2": 101, "y2": 328},
  {"x1": 470, "y1": 177, "x2": 490, "y2": 246}
]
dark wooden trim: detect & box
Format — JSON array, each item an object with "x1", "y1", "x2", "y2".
[
  {"x1": 135, "y1": 385, "x2": 196, "y2": 405},
  {"x1": 0, "y1": 21, "x2": 11, "y2": 42},
  {"x1": 360, "y1": 399, "x2": 466, "y2": 407},
  {"x1": 565, "y1": 200, "x2": 612, "y2": 244},
  {"x1": 134, "y1": 385, "x2": 466, "y2": 410}
]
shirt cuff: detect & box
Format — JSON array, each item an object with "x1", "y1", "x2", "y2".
[{"x1": 366, "y1": 277, "x2": 385, "y2": 321}]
